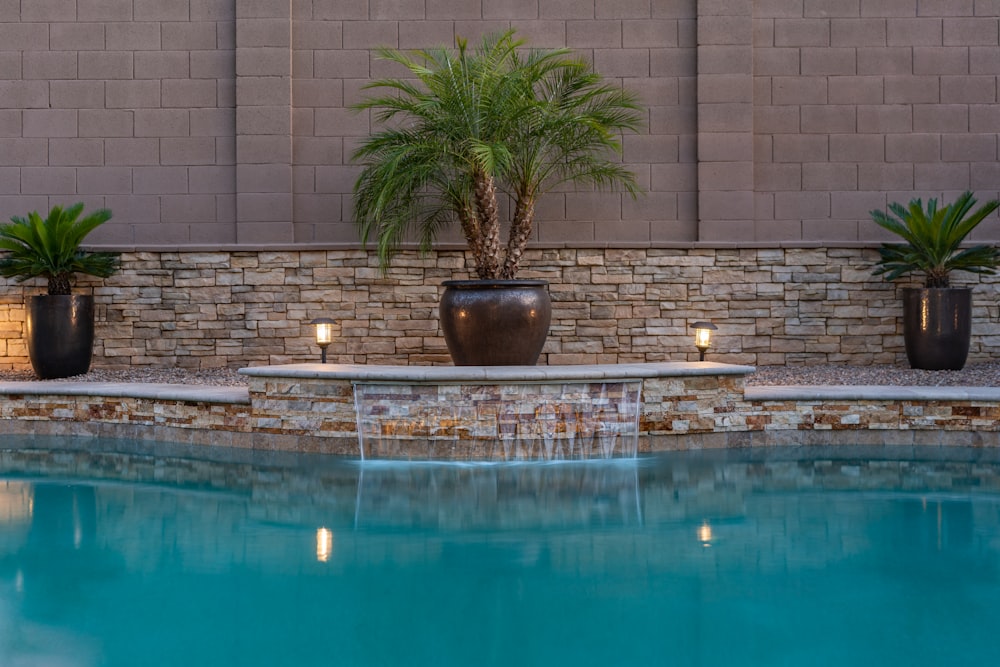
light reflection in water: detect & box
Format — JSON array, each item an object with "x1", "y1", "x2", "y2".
[
  {"x1": 697, "y1": 521, "x2": 713, "y2": 547},
  {"x1": 0, "y1": 481, "x2": 33, "y2": 524},
  {"x1": 316, "y1": 527, "x2": 333, "y2": 562}
]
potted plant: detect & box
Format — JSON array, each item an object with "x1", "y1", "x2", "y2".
[
  {"x1": 352, "y1": 30, "x2": 643, "y2": 365},
  {"x1": 0, "y1": 203, "x2": 119, "y2": 379},
  {"x1": 870, "y1": 191, "x2": 1000, "y2": 370}
]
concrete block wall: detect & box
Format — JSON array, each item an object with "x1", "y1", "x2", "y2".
[
  {"x1": 0, "y1": 0, "x2": 238, "y2": 245},
  {"x1": 752, "y1": 2, "x2": 1000, "y2": 242},
  {"x1": 0, "y1": 2, "x2": 996, "y2": 246}
]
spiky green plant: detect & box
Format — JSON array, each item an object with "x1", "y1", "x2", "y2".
[
  {"x1": 352, "y1": 30, "x2": 644, "y2": 279},
  {"x1": 0, "y1": 203, "x2": 119, "y2": 295},
  {"x1": 871, "y1": 191, "x2": 1000, "y2": 288}
]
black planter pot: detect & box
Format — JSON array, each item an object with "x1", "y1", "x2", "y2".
[
  {"x1": 26, "y1": 295, "x2": 96, "y2": 379},
  {"x1": 440, "y1": 280, "x2": 552, "y2": 366},
  {"x1": 901, "y1": 287, "x2": 971, "y2": 371}
]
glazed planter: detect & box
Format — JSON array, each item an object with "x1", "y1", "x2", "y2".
[
  {"x1": 439, "y1": 280, "x2": 552, "y2": 366},
  {"x1": 901, "y1": 287, "x2": 971, "y2": 371},
  {"x1": 26, "y1": 295, "x2": 95, "y2": 379}
]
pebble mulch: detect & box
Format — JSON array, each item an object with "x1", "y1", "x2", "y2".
[
  {"x1": 746, "y1": 361, "x2": 1000, "y2": 387},
  {"x1": 0, "y1": 367, "x2": 249, "y2": 386},
  {"x1": 1, "y1": 362, "x2": 999, "y2": 387}
]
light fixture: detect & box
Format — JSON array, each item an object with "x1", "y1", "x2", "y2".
[
  {"x1": 310, "y1": 317, "x2": 335, "y2": 363},
  {"x1": 690, "y1": 321, "x2": 718, "y2": 361}
]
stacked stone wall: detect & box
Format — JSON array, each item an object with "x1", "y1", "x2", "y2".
[
  {"x1": 6, "y1": 371, "x2": 1000, "y2": 455},
  {"x1": 2, "y1": 246, "x2": 999, "y2": 371}
]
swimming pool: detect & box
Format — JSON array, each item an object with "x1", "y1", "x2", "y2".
[{"x1": 1, "y1": 437, "x2": 999, "y2": 666}]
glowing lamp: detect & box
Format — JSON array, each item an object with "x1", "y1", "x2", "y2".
[
  {"x1": 690, "y1": 321, "x2": 718, "y2": 361},
  {"x1": 310, "y1": 317, "x2": 335, "y2": 363}
]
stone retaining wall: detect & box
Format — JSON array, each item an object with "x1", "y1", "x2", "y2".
[
  {"x1": 5, "y1": 366, "x2": 1000, "y2": 458},
  {"x1": 0, "y1": 393, "x2": 252, "y2": 448},
  {"x1": 1, "y1": 246, "x2": 999, "y2": 371},
  {"x1": 3, "y1": 385, "x2": 1000, "y2": 455}
]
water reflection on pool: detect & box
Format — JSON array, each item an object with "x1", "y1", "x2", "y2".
[{"x1": 0, "y1": 437, "x2": 999, "y2": 667}]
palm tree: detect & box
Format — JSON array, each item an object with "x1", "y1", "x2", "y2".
[
  {"x1": 352, "y1": 30, "x2": 644, "y2": 279},
  {"x1": 871, "y1": 191, "x2": 1000, "y2": 287},
  {"x1": 0, "y1": 203, "x2": 119, "y2": 295}
]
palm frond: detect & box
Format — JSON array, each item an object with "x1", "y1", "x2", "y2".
[
  {"x1": 870, "y1": 191, "x2": 1000, "y2": 287},
  {"x1": 0, "y1": 203, "x2": 118, "y2": 295},
  {"x1": 351, "y1": 29, "x2": 645, "y2": 278}
]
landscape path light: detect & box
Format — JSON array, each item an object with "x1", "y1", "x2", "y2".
[
  {"x1": 690, "y1": 321, "x2": 718, "y2": 361},
  {"x1": 310, "y1": 317, "x2": 335, "y2": 363}
]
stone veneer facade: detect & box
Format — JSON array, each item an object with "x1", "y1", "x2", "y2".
[
  {"x1": 2, "y1": 246, "x2": 999, "y2": 371},
  {"x1": 4, "y1": 369, "x2": 1000, "y2": 457}
]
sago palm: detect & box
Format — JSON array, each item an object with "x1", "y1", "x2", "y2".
[
  {"x1": 871, "y1": 191, "x2": 1000, "y2": 287},
  {"x1": 0, "y1": 203, "x2": 119, "y2": 295},
  {"x1": 352, "y1": 30, "x2": 643, "y2": 279}
]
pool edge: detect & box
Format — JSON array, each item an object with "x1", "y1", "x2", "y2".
[{"x1": 1, "y1": 362, "x2": 999, "y2": 457}]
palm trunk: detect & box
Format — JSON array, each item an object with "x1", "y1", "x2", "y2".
[
  {"x1": 501, "y1": 192, "x2": 535, "y2": 279},
  {"x1": 926, "y1": 273, "x2": 950, "y2": 288},
  {"x1": 457, "y1": 205, "x2": 488, "y2": 278},
  {"x1": 48, "y1": 273, "x2": 72, "y2": 296},
  {"x1": 473, "y1": 170, "x2": 502, "y2": 279}
]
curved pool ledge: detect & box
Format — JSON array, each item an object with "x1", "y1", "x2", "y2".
[
  {"x1": 0, "y1": 381, "x2": 249, "y2": 404},
  {"x1": 237, "y1": 361, "x2": 755, "y2": 382},
  {"x1": 0, "y1": 379, "x2": 256, "y2": 450},
  {"x1": 2, "y1": 362, "x2": 1000, "y2": 456}
]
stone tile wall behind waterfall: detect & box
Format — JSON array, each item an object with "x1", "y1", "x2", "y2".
[{"x1": 0, "y1": 247, "x2": 997, "y2": 370}]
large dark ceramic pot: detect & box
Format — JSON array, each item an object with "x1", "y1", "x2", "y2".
[
  {"x1": 25, "y1": 295, "x2": 95, "y2": 379},
  {"x1": 440, "y1": 280, "x2": 552, "y2": 366},
  {"x1": 901, "y1": 287, "x2": 971, "y2": 371}
]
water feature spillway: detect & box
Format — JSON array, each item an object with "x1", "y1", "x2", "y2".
[
  {"x1": 238, "y1": 362, "x2": 757, "y2": 460},
  {"x1": 354, "y1": 380, "x2": 642, "y2": 460}
]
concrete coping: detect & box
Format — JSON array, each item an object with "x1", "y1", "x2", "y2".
[
  {"x1": 237, "y1": 361, "x2": 758, "y2": 383},
  {"x1": 2, "y1": 371, "x2": 996, "y2": 406},
  {"x1": 746, "y1": 385, "x2": 1000, "y2": 402},
  {"x1": 0, "y1": 381, "x2": 250, "y2": 405}
]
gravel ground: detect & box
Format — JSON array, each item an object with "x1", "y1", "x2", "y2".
[
  {"x1": 0, "y1": 362, "x2": 999, "y2": 387},
  {"x1": 0, "y1": 367, "x2": 249, "y2": 386},
  {"x1": 746, "y1": 361, "x2": 1000, "y2": 387}
]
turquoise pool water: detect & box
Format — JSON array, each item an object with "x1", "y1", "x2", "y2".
[{"x1": 1, "y1": 440, "x2": 999, "y2": 666}]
